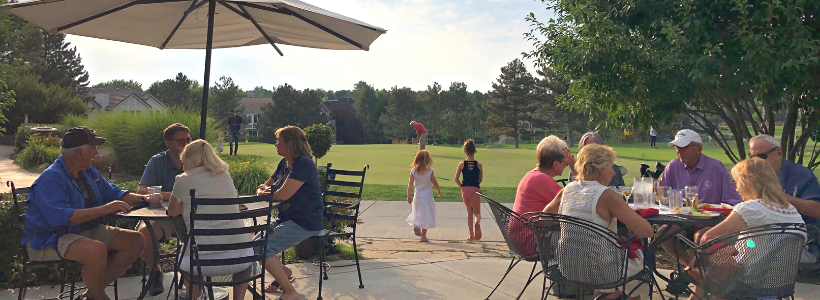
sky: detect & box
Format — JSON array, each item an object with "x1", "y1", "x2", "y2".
[{"x1": 67, "y1": 0, "x2": 554, "y2": 93}]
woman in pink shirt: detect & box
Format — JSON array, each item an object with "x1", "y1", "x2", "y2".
[{"x1": 510, "y1": 135, "x2": 575, "y2": 256}]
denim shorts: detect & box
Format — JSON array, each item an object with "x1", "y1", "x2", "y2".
[{"x1": 255, "y1": 220, "x2": 320, "y2": 259}]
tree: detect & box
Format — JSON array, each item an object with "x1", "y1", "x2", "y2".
[
  {"x1": 483, "y1": 59, "x2": 538, "y2": 149},
  {"x1": 208, "y1": 76, "x2": 245, "y2": 123},
  {"x1": 248, "y1": 86, "x2": 273, "y2": 98},
  {"x1": 35, "y1": 32, "x2": 90, "y2": 101},
  {"x1": 0, "y1": 4, "x2": 44, "y2": 75},
  {"x1": 147, "y1": 73, "x2": 202, "y2": 110},
  {"x1": 379, "y1": 87, "x2": 421, "y2": 141},
  {"x1": 258, "y1": 83, "x2": 327, "y2": 138},
  {"x1": 304, "y1": 123, "x2": 334, "y2": 164},
  {"x1": 534, "y1": 66, "x2": 591, "y2": 146},
  {"x1": 5, "y1": 72, "x2": 86, "y2": 131},
  {"x1": 350, "y1": 81, "x2": 388, "y2": 143},
  {"x1": 329, "y1": 105, "x2": 365, "y2": 144},
  {"x1": 526, "y1": 0, "x2": 820, "y2": 168},
  {"x1": 93, "y1": 79, "x2": 143, "y2": 91},
  {"x1": 419, "y1": 82, "x2": 444, "y2": 142},
  {"x1": 0, "y1": 79, "x2": 15, "y2": 134},
  {"x1": 441, "y1": 82, "x2": 472, "y2": 143}
]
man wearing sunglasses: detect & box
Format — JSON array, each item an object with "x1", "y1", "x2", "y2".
[
  {"x1": 136, "y1": 123, "x2": 192, "y2": 295},
  {"x1": 749, "y1": 134, "x2": 820, "y2": 264}
]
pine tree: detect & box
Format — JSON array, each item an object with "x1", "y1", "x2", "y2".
[
  {"x1": 35, "y1": 32, "x2": 90, "y2": 101},
  {"x1": 483, "y1": 59, "x2": 537, "y2": 149}
]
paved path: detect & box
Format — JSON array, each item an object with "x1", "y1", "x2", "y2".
[{"x1": 0, "y1": 145, "x2": 39, "y2": 193}]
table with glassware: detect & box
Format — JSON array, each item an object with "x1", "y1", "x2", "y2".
[{"x1": 616, "y1": 178, "x2": 731, "y2": 296}]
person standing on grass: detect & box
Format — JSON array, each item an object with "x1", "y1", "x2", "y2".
[
  {"x1": 649, "y1": 126, "x2": 657, "y2": 148},
  {"x1": 227, "y1": 109, "x2": 244, "y2": 155},
  {"x1": 410, "y1": 121, "x2": 428, "y2": 150},
  {"x1": 407, "y1": 150, "x2": 441, "y2": 242},
  {"x1": 455, "y1": 139, "x2": 483, "y2": 241}
]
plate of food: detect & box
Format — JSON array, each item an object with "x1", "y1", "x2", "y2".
[{"x1": 666, "y1": 206, "x2": 721, "y2": 218}]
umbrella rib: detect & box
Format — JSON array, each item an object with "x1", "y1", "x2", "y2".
[
  {"x1": 234, "y1": 3, "x2": 284, "y2": 56},
  {"x1": 237, "y1": 2, "x2": 364, "y2": 50},
  {"x1": 160, "y1": 0, "x2": 208, "y2": 49},
  {"x1": 54, "y1": 0, "x2": 190, "y2": 33}
]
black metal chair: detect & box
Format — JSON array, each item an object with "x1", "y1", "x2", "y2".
[
  {"x1": 677, "y1": 223, "x2": 808, "y2": 299},
  {"x1": 179, "y1": 190, "x2": 275, "y2": 300},
  {"x1": 799, "y1": 224, "x2": 820, "y2": 271},
  {"x1": 480, "y1": 193, "x2": 541, "y2": 300},
  {"x1": 528, "y1": 212, "x2": 656, "y2": 300},
  {"x1": 9, "y1": 181, "x2": 120, "y2": 300},
  {"x1": 311, "y1": 163, "x2": 367, "y2": 300},
  {"x1": 555, "y1": 179, "x2": 568, "y2": 187}
]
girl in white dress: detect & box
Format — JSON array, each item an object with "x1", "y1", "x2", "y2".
[{"x1": 406, "y1": 150, "x2": 441, "y2": 242}]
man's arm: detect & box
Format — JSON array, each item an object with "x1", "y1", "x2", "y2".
[
  {"x1": 786, "y1": 195, "x2": 820, "y2": 218},
  {"x1": 68, "y1": 202, "x2": 131, "y2": 225}
]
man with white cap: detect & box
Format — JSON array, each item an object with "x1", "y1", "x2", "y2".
[{"x1": 658, "y1": 129, "x2": 741, "y2": 205}]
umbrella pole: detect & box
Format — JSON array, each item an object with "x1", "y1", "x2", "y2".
[{"x1": 199, "y1": 0, "x2": 216, "y2": 140}]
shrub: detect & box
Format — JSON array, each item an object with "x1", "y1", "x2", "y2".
[
  {"x1": 304, "y1": 124, "x2": 333, "y2": 160},
  {"x1": 16, "y1": 135, "x2": 61, "y2": 169},
  {"x1": 64, "y1": 110, "x2": 220, "y2": 176},
  {"x1": 222, "y1": 154, "x2": 271, "y2": 195},
  {"x1": 14, "y1": 124, "x2": 67, "y2": 153}
]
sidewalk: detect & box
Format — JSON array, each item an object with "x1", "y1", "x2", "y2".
[{"x1": 0, "y1": 145, "x2": 39, "y2": 193}]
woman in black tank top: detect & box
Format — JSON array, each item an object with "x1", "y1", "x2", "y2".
[{"x1": 455, "y1": 139, "x2": 483, "y2": 240}]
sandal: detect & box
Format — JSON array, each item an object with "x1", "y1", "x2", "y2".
[
  {"x1": 264, "y1": 276, "x2": 296, "y2": 293},
  {"x1": 594, "y1": 290, "x2": 627, "y2": 300}
]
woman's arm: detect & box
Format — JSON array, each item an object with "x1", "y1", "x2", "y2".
[
  {"x1": 454, "y1": 162, "x2": 464, "y2": 187},
  {"x1": 543, "y1": 190, "x2": 564, "y2": 213},
  {"x1": 256, "y1": 177, "x2": 275, "y2": 196},
  {"x1": 604, "y1": 191, "x2": 654, "y2": 238},
  {"x1": 699, "y1": 212, "x2": 747, "y2": 244},
  {"x1": 478, "y1": 162, "x2": 483, "y2": 184},
  {"x1": 431, "y1": 171, "x2": 441, "y2": 197},
  {"x1": 272, "y1": 178, "x2": 305, "y2": 201},
  {"x1": 167, "y1": 195, "x2": 183, "y2": 217},
  {"x1": 407, "y1": 173, "x2": 415, "y2": 204}
]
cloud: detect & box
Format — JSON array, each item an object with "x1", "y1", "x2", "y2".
[{"x1": 67, "y1": 0, "x2": 553, "y2": 93}]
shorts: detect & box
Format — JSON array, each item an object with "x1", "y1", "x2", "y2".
[
  {"x1": 151, "y1": 217, "x2": 188, "y2": 242},
  {"x1": 26, "y1": 225, "x2": 121, "y2": 261},
  {"x1": 461, "y1": 186, "x2": 481, "y2": 207},
  {"x1": 418, "y1": 132, "x2": 428, "y2": 146},
  {"x1": 255, "y1": 220, "x2": 320, "y2": 259}
]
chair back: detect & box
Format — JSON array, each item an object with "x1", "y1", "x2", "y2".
[
  {"x1": 186, "y1": 190, "x2": 275, "y2": 285},
  {"x1": 528, "y1": 213, "x2": 631, "y2": 290},
  {"x1": 7, "y1": 181, "x2": 31, "y2": 214},
  {"x1": 480, "y1": 193, "x2": 538, "y2": 259},
  {"x1": 694, "y1": 223, "x2": 807, "y2": 298},
  {"x1": 321, "y1": 163, "x2": 367, "y2": 229}
]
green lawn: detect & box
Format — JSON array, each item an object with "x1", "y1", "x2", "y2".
[{"x1": 237, "y1": 141, "x2": 820, "y2": 202}]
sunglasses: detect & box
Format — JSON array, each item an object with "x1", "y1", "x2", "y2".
[
  {"x1": 169, "y1": 138, "x2": 192, "y2": 144},
  {"x1": 750, "y1": 147, "x2": 779, "y2": 159}
]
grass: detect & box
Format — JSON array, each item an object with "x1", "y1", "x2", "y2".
[{"x1": 236, "y1": 141, "x2": 820, "y2": 202}]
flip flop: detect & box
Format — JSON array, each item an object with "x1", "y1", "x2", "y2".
[
  {"x1": 264, "y1": 276, "x2": 296, "y2": 293},
  {"x1": 474, "y1": 223, "x2": 482, "y2": 240}
]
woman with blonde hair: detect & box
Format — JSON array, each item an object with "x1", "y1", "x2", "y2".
[
  {"x1": 686, "y1": 158, "x2": 807, "y2": 300},
  {"x1": 254, "y1": 126, "x2": 323, "y2": 300},
  {"x1": 168, "y1": 139, "x2": 250, "y2": 300},
  {"x1": 544, "y1": 144, "x2": 654, "y2": 300}
]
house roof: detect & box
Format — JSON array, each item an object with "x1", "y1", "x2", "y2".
[
  {"x1": 89, "y1": 87, "x2": 166, "y2": 109},
  {"x1": 320, "y1": 98, "x2": 355, "y2": 114},
  {"x1": 238, "y1": 98, "x2": 274, "y2": 114}
]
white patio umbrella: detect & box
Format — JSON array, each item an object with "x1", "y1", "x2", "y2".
[{"x1": 1, "y1": 0, "x2": 387, "y2": 138}]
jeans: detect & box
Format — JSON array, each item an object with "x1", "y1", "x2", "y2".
[{"x1": 229, "y1": 131, "x2": 240, "y2": 154}]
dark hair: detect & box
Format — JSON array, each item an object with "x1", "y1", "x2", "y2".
[
  {"x1": 463, "y1": 139, "x2": 477, "y2": 155},
  {"x1": 164, "y1": 123, "x2": 190, "y2": 140},
  {"x1": 229, "y1": 109, "x2": 236, "y2": 113},
  {"x1": 275, "y1": 126, "x2": 313, "y2": 158}
]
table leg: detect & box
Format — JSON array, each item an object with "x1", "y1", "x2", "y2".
[{"x1": 134, "y1": 220, "x2": 160, "y2": 300}]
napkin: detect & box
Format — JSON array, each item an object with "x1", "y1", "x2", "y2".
[
  {"x1": 699, "y1": 206, "x2": 732, "y2": 216},
  {"x1": 634, "y1": 208, "x2": 659, "y2": 218}
]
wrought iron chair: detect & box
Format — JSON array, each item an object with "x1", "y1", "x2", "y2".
[
  {"x1": 528, "y1": 212, "x2": 656, "y2": 300},
  {"x1": 9, "y1": 181, "x2": 119, "y2": 300},
  {"x1": 179, "y1": 190, "x2": 275, "y2": 300},
  {"x1": 311, "y1": 163, "x2": 367, "y2": 300},
  {"x1": 677, "y1": 223, "x2": 807, "y2": 299},
  {"x1": 799, "y1": 224, "x2": 820, "y2": 271},
  {"x1": 480, "y1": 193, "x2": 541, "y2": 300}
]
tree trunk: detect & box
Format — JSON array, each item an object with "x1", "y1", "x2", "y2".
[{"x1": 782, "y1": 98, "x2": 799, "y2": 161}]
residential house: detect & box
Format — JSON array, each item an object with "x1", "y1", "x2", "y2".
[
  {"x1": 236, "y1": 97, "x2": 273, "y2": 136},
  {"x1": 87, "y1": 87, "x2": 168, "y2": 116},
  {"x1": 319, "y1": 97, "x2": 355, "y2": 115}
]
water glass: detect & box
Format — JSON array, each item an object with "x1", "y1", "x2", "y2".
[
  {"x1": 632, "y1": 177, "x2": 653, "y2": 208},
  {"x1": 147, "y1": 186, "x2": 162, "y2": 208},
  {"x1": 669, "y1": 189, "x2": 684, "y2": 212},
  {"x1": 657, "y1": 186, "x2": 671, "y2": 210},
  {"x1": 685, "y1": 185, "x2": 699, "y2": 207}
]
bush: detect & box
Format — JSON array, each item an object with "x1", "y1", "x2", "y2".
[
  {"x1": 14, "y1": 124, "x2": 67, "y2": 153},
  {"x1": 62, "y1": 110, "x2": 220, "y2": 175},
  {"x1": 222, "y1": 154, "x2": 271, "y2": 195},
  {"x1": 304, "y1": 124, "x2": 334, "y2": 160},
  {"x1": 16, "y1": 135, "x2": 61, "y2": 169}
]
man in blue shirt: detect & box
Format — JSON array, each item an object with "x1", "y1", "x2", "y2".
[
  {"x1": 749, "y1": 134, "x2": 820, "y2": 264},
  {"x1": 136, "y1": 123, "x2": 190, "y2": 295},
  {"x1": 22, "y1": 127, "x2": 148, "y2": 300}
]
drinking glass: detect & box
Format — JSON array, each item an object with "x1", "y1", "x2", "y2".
[
  {"x1": 669, "y1": 190, "x2": 684, "y2": 213},
  {"x1": 147, "y1": 186, "x2": 162, "y2": 208},
  {"x1": 657, "y1": 186, "x2": 671, "y2": 210},
  {"x1": 685, "y1": 186, "x2": 699, "y2": 208}
]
